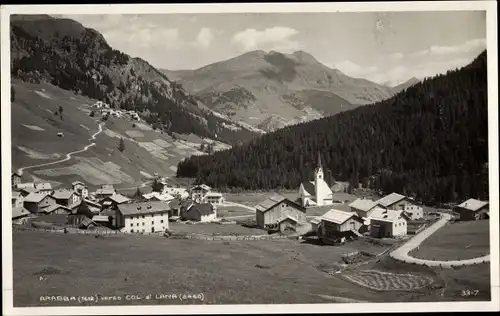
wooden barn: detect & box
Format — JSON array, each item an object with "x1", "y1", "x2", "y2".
[
  {"x1": 255, "y1": 195, "x2": 306, "y2": 229},
  {"x1": 318, "y1": 209, "x2": 364, "y2": 243},
  {"x1": 453, "y1": 198, "x2": 489, "y2": 221}
]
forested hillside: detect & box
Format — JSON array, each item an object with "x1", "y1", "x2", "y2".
[
  {"x1": 10, "y1": 15, "x2": 256, "y2": 145},
  {"x1": 177, "y1": 51, "x2": 489, "y2": 206}
]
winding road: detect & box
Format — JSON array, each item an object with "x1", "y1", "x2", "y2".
[
  {"x1": 17, "y1": 123, "x2": 103, "y2": 176},
  {"x1": 390, "y1": 213, "x2": 490, "y2": 267}
]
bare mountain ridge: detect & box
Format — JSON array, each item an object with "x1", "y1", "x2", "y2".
[
  {"x1": 162, "y1": 50, "x2": 394, "y2": 131},
  {"x1": 391, "y1": 77, "x2": 421, "y2": 94}
]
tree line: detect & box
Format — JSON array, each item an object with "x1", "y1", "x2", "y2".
[{"x1": 177, "y1": 51, "x2": 489, "y2": 206}]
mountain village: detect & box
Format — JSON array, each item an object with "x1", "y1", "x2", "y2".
[{"x1": 6, "y1": 11, "x2": 493, "y2": 308}]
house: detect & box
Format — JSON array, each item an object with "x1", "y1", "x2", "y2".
[
  {"x1": 12, "y1": 207, "x2": 34, "y2": 225},
  {"x1": 403, "y1": 204, "x2": 424, "y2": 220},
  {"x1": 203, "y1": 192, "x2": 225, "y2": 205},
  {"x1": 116, "y1": 201, "x2": 170, "y2": 234},
  {"x1": 453, "y1": 198, "x2": 489, "y2": 221},
  {"x1": 142, "y1": 192, "x2": 175, "y2": 202},
  {"x1": 79, "y1": 218, "x2": 100, "y2": 229},
  {"x1": 298, "y1": 153, "x2": 334, "y2": 207},
  {"x1": 331, "y1": 181, "x2": 350, "y2": 193},
  {"x1": 12, "y1": 191, "x2": 25, "y2": 208},
  {"x1": 190, "y1": 184, "x2": 212, "y2": 201},
  {"x1": 310, "y1": 217, "x2": 322, "y2": 232},
  {"x1": 41, "y1": 204, "x2": 72, "y2": 215},
  {"x1": 162, "y1": 187, "x2": 189, "y2": 200},
  {"x1": 51, "y1": 189, "x2": 81, "y2": 207},
  {"x1": 255, "y1": 195, "x2": 307, "y2": 229},
  {"x1": 375, "y1": 192, "x2": 415, "y2": 210},
  {"x1": 92, "y1": 215, "x2": 113, "y2": 228},
  {"x1": 19, "y1": 187, "x2": 39, "y2": 196},
  {"x1": 318, "y1": 209, "x2": 365, "y2": 242},
  {"x1": 12, "y1": 172, "x2": 22, "y2": 187},
  {"x1": 95, "y1": 185, "x2": 116, "y2": 200},
  {"x1": 348, "y1": 198, "x2": 378, "y2": 218},
  {"x1": 267, "y1": 215, "x2": 299, "y2": 233},
  {"x1": 369, "y1": 208, "x2": 409, "y2": 238},
  {"x1": 34, "y1": 182, "x2": 53, "y2": 192},
  {"x1": 166, "y1": 199, "x2": 188, "y2": 219},
  {"x1": 72, "y1": 181, "x2": 89, "y2": 199},
  {"x1": 100, "y1": 193, "x2": 130, "y2": 210},
  {"x1": 181, "y1": 203, "x2": 217, "y2": 222},
  {"x1": 16, "y1": 182, "x2": 36, "y2": 190},
  {"x1": 23, "y1": 193, "x2": 56, "y2": 214}
]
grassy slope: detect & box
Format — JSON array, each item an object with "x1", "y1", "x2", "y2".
[
  {"x1": 12, "y1": 230, "x2": 490, "y2": 306},
  {"x1": 11, "y1": 79, "x2": 214, "y2": 190}
]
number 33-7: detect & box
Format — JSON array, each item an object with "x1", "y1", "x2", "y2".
[{"x1": 461, "y1": 290, "x2": 479, "y2": 296}]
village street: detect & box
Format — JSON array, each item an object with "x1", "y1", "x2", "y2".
[
  {"x1": 17, "y1": 123, "x2": 103, "y2": 175},
  {"x1": 390, "y1": 213, "x2": 490, "y2": 267}
]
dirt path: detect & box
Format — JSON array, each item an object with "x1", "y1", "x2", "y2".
[
  {"x1": 390, "y1": 213, "x2": 490, "y2": 267},
  {"x1": 221, "y1": 201, "x2": 256, "y2": 212},
  {"x1": 18, "y1": 123, "x2": 103, "y2": 175}
]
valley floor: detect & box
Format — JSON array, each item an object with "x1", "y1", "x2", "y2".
[{"x1": 12, "y1": 230, "x2": 490, "y2": 307}]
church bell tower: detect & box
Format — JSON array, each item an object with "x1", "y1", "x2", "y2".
[{"x1": 315, "y1": 152, "x2": 324, "y2": 205}]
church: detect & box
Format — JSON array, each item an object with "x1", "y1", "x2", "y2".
[{"x1": 298, "y1": 153, "x2": 334, "y2": 207}]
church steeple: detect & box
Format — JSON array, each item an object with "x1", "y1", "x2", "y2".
[{"x1": 317, "y1": 151, "x2": 322, "y2": 170}]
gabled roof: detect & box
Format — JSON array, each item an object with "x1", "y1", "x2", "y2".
[
  {"x1": 24, "y1": 192, "x2": 54, "y2": 203},
  {"x1": 348, "y1": 198, "x2": 378, "y2": 212},
  {"x1": 12, "y1": 207, "x2": 31, "y2": 219},
  {"x1": 143, "y1": 192, "x2": 175, "y2": 201},
  {"x1": 375, "y1": 193, "x2": 406, "y2": 207},
  {"x1": 191, "y1": 184, "x2": 211, "y2": 191},
  {"x1": 51, "y1": 189, "x2": 74, "y2": 200},
  {"x1": 20, "y1": 187, "x2": 38, "y2": 194},
  {"x1": 184, "y1": 203, "x2": 214, "y2": 216},
  {"x1": 102, "y1": 184, "x2": 114, "y2": 189},
  {"x1": 72, "y1": 181, "x2": 86, "y2": 186},
  {"x1": 256, "y1": 195, "x2": 306, "y2": 213},
  {"x1": 320, "y1": 209, "x2": 361, "y2": 225},
  {"x1": 83, "y1": 199, "x2": 101, "y2": 208},
  {"x1": 455, "y1": 198, "x2": 489, "y2": 212},
  {"x1": 310, "y1": 217, "x2": 322, "y2": 225},
  {"x1": 255, "y1": 195, "x2": 287, "y2": 212},
  {"x1": 118, "y1": 201, "x2": 171, "y2": 216},
  {"x1": 107, "y1": 193, "x2": 130, "y2": 204},
  {"x1": 16, "y1": 183, "x2": 35, "y2": 189},
  {"x1": 12, "y1": 172, "x2": 21, "y2": 177},
  {"x1": 12, "y1": 191, "x2": 23, "y2": 200},
  {"x1": 278, "y1": 215, "x2": 298, "y2": 224},
  {"x1": 369, "y1": 208, "x2": 408, "y2": 223},
  {"x1": 96, "y1": 188, "x2": 115, "y2": 195},
  {"x1": 300, "y1": 180, "x2": 333, "y2": 197},
  {"x1": 42, "y1": 204, "x2": 72, "y2": 214},
  {"x1": 34, "y1": 182, "x2": 52, "y2": 191}
]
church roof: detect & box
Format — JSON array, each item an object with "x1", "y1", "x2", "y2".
[{"x1": 300, "y1": 180, "x2": 333, "y2": 197}]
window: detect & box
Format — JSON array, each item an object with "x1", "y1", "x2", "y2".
[
  {"x1": 131, "y1": 229, "x2": 134, "y2": 233},
  {"x1": 160, "y1": 220, "x2": 164, "y2": 223},
  {"x1": 151, "y1": 221, "x2": 154, "y2": 225},
  {"x1": 130, "y1": 223, "x2": 134, "y2": 226},
  {"x1": 142, "y1": 222, "x2": 145, "y2": 226},
  {"x1": 142, "y1": 216, "x2": 145, "y2": 219}
]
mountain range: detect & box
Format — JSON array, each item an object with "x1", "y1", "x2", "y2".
[
  {"x1": 162, "y1": 50, "x2": 408, "y2": 131},
  {"x1": 177, "y1": 51, "x2": 488, "y2": 205}
]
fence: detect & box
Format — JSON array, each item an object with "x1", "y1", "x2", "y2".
[{"x1": 13, "y1": 225, "x2": 297, "y2": 241}]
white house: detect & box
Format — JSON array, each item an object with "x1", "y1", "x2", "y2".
[
  {"x1": 403, "y1": 204, "x2": 424, "y2": 220},
  {"x1": 375, "y1": 192, "x2": 416, "y2": 210},
  {"x1": 162, "y1": 186, "x2": 189, "y2": 200},
  {"x1": 203, "y1": 192, "x2": 225, "y2": 205},
  {"x1": 298, "y1": 153, "x2": 333, "y2": 207},
  {"x1": 116, "y1": 201, "x2": 170, "y2": 234},
  {"x1": 72, "y1": 181, "x2": 89, "y2": 199},
  {"x1": 142, "y1": 191, "x2": 175, "y2": 202},
  {"x1": 369, "y1": 208, "x2": 409, "y2": 238},
  {"x1": 34, "y1": 182, "x2": 53, "y2": 192},
  {"x1": 190, "y1": 184, "x2": 212, "y2": 202},
  {"x1": 181, "y1": 203, "x2": 217, "y2": 222},
  {"x1": 12, "y1": 191, "x2": 25, "y2": 208}
]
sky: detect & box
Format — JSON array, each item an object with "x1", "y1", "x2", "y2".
[{"x1": 61, "y1": 11, "x2": 486, "y2": 86}]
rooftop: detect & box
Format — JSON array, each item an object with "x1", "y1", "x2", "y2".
[
  {"x1": 191, "y1": 184, "x2": 211, "y2": 191},
  {"x1": 456, "y1": 198, "x2": 489, "y2": 212},
  {"x1": 143, "y1": 192, "x2": 175, "y2": 201},
  {"x1": 369, "y1": 208, "x2": 407, "y2": 223},
  {"x1": 255, "y1": 195, "x2": 287, "y2": 212},
  {"x1": 42, "y1": 204, "x2": 72, "y2": 214},
  {"x1": 375, "y1": 193, "x2": 407, "y2": 207},
  {"x1": 184, "y1": 203, "x2": 214, "y2": 216},
  {"x1": 107, "y1": 193, "x2": 130, "y2": 204},
  {"x1": 34, "y1": 182, "x2": 52, "y2": 191},
  {"x1": 96, "y1": 188, "x2": 116, "y2": 195},
  {"x1": 12, "y1": 207, "x2": 31, "y2": 219},
  {"x1": 320, "y1": 209, "x2": 359, "y2": 225},
  {"x1": 24, "y1": 192, "x2": 54, "y2": 203},
  {"x1": 51, "y1": 189, "x2": 74, "y2": 200},
  {"x1": 118, "y1": 201, "x2": 171, "y2": 216},
  {"x1": 348, "y1": 198, "x2": 378, "y2": 212}
]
